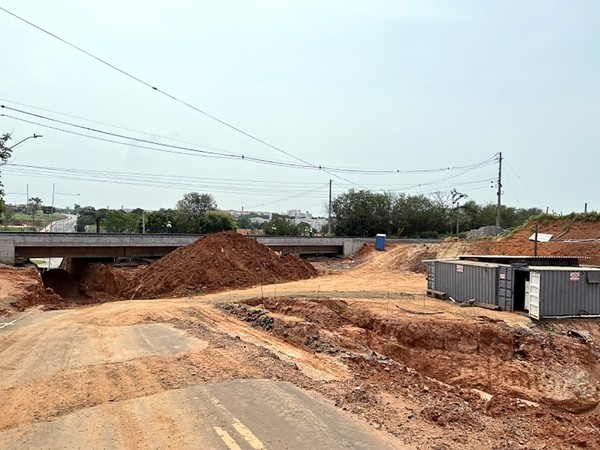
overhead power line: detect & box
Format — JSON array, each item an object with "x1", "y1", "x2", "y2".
[
  {"x1": 0, "y1": 8, "x2": 500, "y2": 192},
  {"x1": 0, "y1": 6, "x2": 372, "y2": 188},
  {"x1": 3, "y1": 163, "x2": 338, "y2": 198},
  {"x1": 4, "y1": 161, "x2": 496, "y2": 202},
  {"x1": 1, "y1": 104, "x2": 498, "y2": 175}
]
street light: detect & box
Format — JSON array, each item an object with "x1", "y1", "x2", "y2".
[{"x1": 7, "y1": 134, "x2": 43, "y2": 151}]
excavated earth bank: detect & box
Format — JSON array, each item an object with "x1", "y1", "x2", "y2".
[
  {"x1": 471, "y1": 219, "x2": 600, "y2": 265},
  {"x1": 218, "y1": 296, "x2": 600, "y2": 448},
  {"x1": 224, "y1": 297, "x2": 600, "y2": 413}
]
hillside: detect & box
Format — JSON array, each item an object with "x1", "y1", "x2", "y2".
[{"x1": 470, "y1": 218, "x2": 600, "y2": 265}]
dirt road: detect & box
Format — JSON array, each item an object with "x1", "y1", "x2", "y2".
[{"x1": 0, "y1": 300, "x2": 401, "y2": 449}]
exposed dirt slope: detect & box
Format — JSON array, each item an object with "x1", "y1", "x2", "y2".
[
  {"x1": 0, "y1": 266, "x2": 66, "y2": 315},
  {"x1": 353, "y1": 240, "x2": 472, "y2": 274},
  {"x1": 226, "y1": 296, "x2": 600, "y2": 448},
  {"x1": 471, "y1": 219, "x2": 600, "y2": 265},
  {"x1": 81, "y1": 232, "x2": 318, "y2": 300}
]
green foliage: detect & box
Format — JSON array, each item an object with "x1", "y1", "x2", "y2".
[
  {"x1": 2, "y1": 204, "x2": 15, "y2": 223},
  {"x1": 76, "y1": 207, "x2": 95, "y2": 232},
  {"x1": 201, "y1": 210, "x2": 236, "y2": 233},
  {"x1": 236, "y1": 215, "x2": 254, "y2": 229},
  {"x1": 563, "y1": 211, "x2": 600, "y2": 222},
  {"x1": 333, "y1": 190, "x2": 393, "y2": 237},
  {"x1": 237, "y1": 213, "x2": 268, "y2": 230},
  {"x1": 104, "y1": 210, "x2": 139, "y2": 233},
  {"x1": 27, "y1": 197, "x2": 43, "y2": 229},
  {"x1": 176, "y1": 192, "x2": 217, "y2": 233},
  {"x1": 331, "y1": 189, "x2": 544, "y2": 238},
  {"x1": 144, "y1": 210, "x2": 176, "y2": 233},
  {"x1": 509, "y1": 211, "x2": 600, "y2": 237},
  {"x1": 263, "y1": 214, "x2": 299, "y2": 236},
  {"x1": 0, "y1": 133, "x2": 11, "y2": 222}
]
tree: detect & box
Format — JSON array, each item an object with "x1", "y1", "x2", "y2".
[
  {"x1": 176, "y1": 192, "x2": 217, "y2": 233},
  {"x1": 2, "y1": 204, "x2": 15, "y2": 224},
  {"x1": 332, "y1": 190, "x2": 393, "y2": 237},
  {"x1": 297, "y1": 221, "x2": 312, "y2": 236},
  {"x1": 237, "y1": 215, "x2": 254, "y2": 230},
  {"x1": 263, "y1": 214, "x2": 299, "y2": 236},
  {"x1": 201, "y1": 210, "x2": 237, "y2": 233},
  {"x1": 104, "y1": 210, "x2": 138, "y2": 233},
  {"x1": 0, "y1": 133, "x2": 14, "y2": 222},
  {"x1": 143, "y1": 209, "x2": 177, "y2": 233},
  {"x1": 76, "y1": 206, "x2": 97, "y2": 232},
  {"x1": 28, "y1": 197, "x2": 43, "y2": 229}
]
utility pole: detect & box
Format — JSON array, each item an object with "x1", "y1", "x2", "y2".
[
  {"x1": 451, "y1": 189, "x2": 467, "y2": 237},
  {"x1": 50, "y1": 183, "x2": 55, "y2": 232},
  {"x1": 456, "y1": 201, "x2": 460, "y2": 237},
  {"x1": 496, "y1": 152, "x2": 503, "y2": 228},
  {"x1": 26, "y1": 184, "x2": 31, "y2": 231},
  {"x1": 327, "y1": 179, "x2": 332, "y2": 235}
]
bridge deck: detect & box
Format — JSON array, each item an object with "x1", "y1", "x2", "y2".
[{"x1": 0, "y1": 233, "x2": 366, "y2": 265}]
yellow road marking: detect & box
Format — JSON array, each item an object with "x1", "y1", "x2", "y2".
[
  {"x1": 213, "y1": 426, "x2": 243, "y2": 450},
  {"x1": 207, "y1": 393, "x2": 268, "y2": 449},
  {"x1": 232, "y1": 418, "x2": 266, "y2": 450}
]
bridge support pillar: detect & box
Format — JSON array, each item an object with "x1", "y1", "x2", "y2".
[
  {"x1": 343, "y1": 240, "x2": 364, "y2": 257},
  {"x1": 0, "y1": 240, "x2": 15, "y2": 265}
]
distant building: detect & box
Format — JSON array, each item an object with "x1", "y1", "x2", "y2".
[
  {"x1": 287, "y1": 209, "x2": 312, "y2": 219},
  {"x1": 227, "y1": 209, "x2": 270, "y2": 218},
  {"x1": 292, "y1": 217, "x2": 327, "y2": 232}
]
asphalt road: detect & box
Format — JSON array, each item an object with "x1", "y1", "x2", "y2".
[
  {"x1": 38, "y1": 214, "x2": 78, "y2": 268},
  {"x1": 0, "y1": 305, "x2": 402, "y2": 449}
]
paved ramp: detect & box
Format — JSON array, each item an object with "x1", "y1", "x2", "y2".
[{"x1": 0, "y1": 380, "x2": 401, "y2": 449}]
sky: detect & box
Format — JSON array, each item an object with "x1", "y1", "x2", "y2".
[{"x1": 1, "y1": 1, "x2": 599, "y2": 217}]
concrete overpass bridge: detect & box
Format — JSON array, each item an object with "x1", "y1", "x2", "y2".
[{"x1": 0, "y1": 233, "x2": 367, "y2": 266}]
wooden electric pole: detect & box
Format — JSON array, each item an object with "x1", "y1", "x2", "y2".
[{"x1": 496, "y1": 152, "x2": 503, "y2": 228}]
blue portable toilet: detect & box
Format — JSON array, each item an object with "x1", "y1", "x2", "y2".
[{"x1": 375, "y1": 233, "x2": 386, "y2": 251}]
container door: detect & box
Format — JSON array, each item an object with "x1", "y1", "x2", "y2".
[
  {"x1": 497, "y1": 266, "x2": 512, "y2": 310},
  {"x1": 427, "y1": 262, "x2": 435, "y2": 290},
  {"x1": 524, "y1": 281, "x2": 530, "y2": 311},
  {"x1": 529, "y1": 272, "x2": 541, "y2": 320}
]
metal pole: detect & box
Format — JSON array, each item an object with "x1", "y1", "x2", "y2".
[
  {"x1": 327, "y1": 179, "x2": 332, "y2": 235},
  {"x1": 27, "y1": 184, "x2": 32, "y2": 231},
  {"x1": 496, "y1": 152, "x2": 502, "y2": 227},
  {"x1": 6, "y1": 134, "x2": 43, "y2": 151},
  {"x1": 456, "y1": 202, "x2": 460, "y2": 237},
  {"x1": 142, "y1": 210, "x2": 146, "y2": 234},
  {"x1": 534, "y1": 223, "x2": 539, "y2": 257},
  {"x1": 585, "y1": 203, "x2": 588, "y2": 213},
  {"x1": 50, "y1": 183, "x2": 55, "y2": 232}
]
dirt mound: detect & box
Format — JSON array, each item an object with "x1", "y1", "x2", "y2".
[
  {"x1": 80, "y1": 264, "x2": 140, "y2": 300},
  {"x1": 386, "y1": 245, "x2": 437, "y2": 273},
  {"x1": 470, "y1": 219, "x2": 600, "y2": 265},
  {"x1": 358, "y1": 240, "x2": 472, "y2": 274},
  {"x1": 0, "y1": 266, "x2": 68, "y2": 315},
  {"x1": 118, "y1": 232, "x2": 317, "y2": 299},
  {"x1": 353, "y1": 242, "x2": 376, "y2": 260}
]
